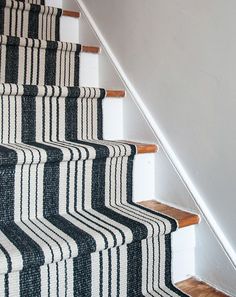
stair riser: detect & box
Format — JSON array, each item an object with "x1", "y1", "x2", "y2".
[
  {"x1": 0, "y1": 0, "x2": 61, "y2": 41},
  {"x1": 133, "y1": 154, "x2": 156, "y2": 202},
  {"x1": 103, "y1": 98, "x2": 123, "y2": 140},
  {"x1": 172, "y1": 226, "x2": 195, "y2": 283},
  {"x1": 0, "y1": 36, "x2": 81, "y2": 86},
  {"x1": 0, "y1": 88, "x2": 104, "y2": 143},
  {"x1": 60, "y1": 15, "x2": 79, "y2": 43},
  {"x1": 0, "y1": 157, "x2": 133, "y2": 222},
  {"x1": 80, "y1": 53, "x2": 99, "y2": 87}
]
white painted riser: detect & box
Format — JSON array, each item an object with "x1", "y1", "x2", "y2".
[{"x1": 46, "y1": 0, "x2": 196, "y2": 283}]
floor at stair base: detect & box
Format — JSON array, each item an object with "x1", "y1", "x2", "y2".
[
  {"x1": 0, "y1": 0, "x2": 61, "y2": 40},
  {"x1": 0, "y1": 84, "x2": 106, "y2": 142},
  {"x1": 0, "y1": 35, "x2": 81, "y2": 85},
  {"x1": 0, "y1": 235, "x2": 188, "y2": 297}
]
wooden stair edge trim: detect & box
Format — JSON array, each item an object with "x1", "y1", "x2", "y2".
[
  {"x1": 138, "y1": 200, "x2": 200, "y2": 228},
  {"x1": 106, "y1": 90, "x2": 126, "y2": 98},
  {"x1": 136, "y1": 143, "x2": 158, "y2": 154},
  {"x1": 62, "y1": 10, "x2": 81, "y2": 18},
  {"x1": 127, "y1": 142, "x2": 158, "y2": 154},
  {"x1": 104, "y1": 90, "x2": 125, "y2": 98},
  {"x1": 117, "y1": 141, "x2": 158, "y2": 154},
  {"x1": 81, "y1": 45, "x2": 101, "y2": 54},
  {"x1": 176, "y1": 277, "x2": 230, "y2": 297}
]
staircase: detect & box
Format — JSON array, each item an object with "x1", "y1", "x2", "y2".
[{"x1": 0, "y1": 0, "x2": 209, "y2": 296}]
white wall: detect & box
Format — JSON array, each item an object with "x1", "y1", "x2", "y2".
[{"x1": 75, "y1": 0, "x2": 236, "y2": 293}]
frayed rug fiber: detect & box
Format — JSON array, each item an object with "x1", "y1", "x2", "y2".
[{"x1": 0, "y1": 0, "x2": 189, "y2": 296}]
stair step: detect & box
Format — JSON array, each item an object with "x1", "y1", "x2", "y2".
[
  {"x1": 62, "y1": 10, "x2": 80, "y2": 18},
  {"x1": 177, "y1": 277, "x2": 229, "y2": 297},
  {"x1": 138, "y1": 200, "x2": 200, "y2": 228}
]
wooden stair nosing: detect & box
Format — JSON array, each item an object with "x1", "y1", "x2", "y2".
[
  {"x1": 81, "y1": 45, "x2": 101, "y2": 54},
  {"x1": 176, "y1": 277, "x2": 230, "y2": 297},
  {"x1": 105, "y1": 90, "x2": 125, "y2": 98},
  {"x1": 138, "y1": 200, "x2": 200, "y2": 228},
  {"x1": 62, "y1": 10, "x2": 80, "y2": 18},
  {"x1": 120, "y1": 141, "x2": 158, "y2": 154},
  {"x1": 106, "y1": 90, "x2": 126, "y2": 98}
]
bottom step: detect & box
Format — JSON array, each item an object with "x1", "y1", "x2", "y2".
[{"x1": 177, "y1": 278, "x2": 230, "y2": 297}]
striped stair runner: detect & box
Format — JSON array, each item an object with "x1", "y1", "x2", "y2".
[{"x1": 0, "y1": 0, "x2": 189, "y2": 296}]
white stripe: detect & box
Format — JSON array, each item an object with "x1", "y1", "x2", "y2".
[
  {"x1": 8, "y1": 271, "x2": 20, "y2": 297},
  {"x1": 119, "y1": 244, "x2": 128, "y2": 297},
  {"x1": 41, "y1": 264, "x2": 49, "y2": 297},
  {"x1": 91, "y1": 251, "x2": 100, "y2": 297}
]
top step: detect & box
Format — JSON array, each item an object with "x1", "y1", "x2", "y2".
[{"x1": 0, "y1": 0, "x2": 80, "y2": 41}]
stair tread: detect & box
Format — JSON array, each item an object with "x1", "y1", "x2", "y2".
[
  {"x1": 0, "y1": 140, "x2": 159, "y2": 166},
  {"x1": 138, "y1": 200, "x2": 200, "y2": 228},
  {"x1": 0, "y1": 202, "x2": 178, "y2": 274},
  {"x1": 176, "y1": 277, "x2": 229, "y2": 297},
  {"x1": 0, "y1": 34, "x2": 100, "y2": 55},
  {"x1": 0, "y1": 83, "x2": 124, "y2": 98}
]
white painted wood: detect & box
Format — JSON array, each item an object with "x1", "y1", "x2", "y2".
[
  {"x1": 172, "y1": 226, "x2": 195, "y2": 283},
  {"x1": 103, "y1": 99, "x2": 123, "y2": 140},
  {"x1": 60, "y1": 16, "x2": 79, "y2": 43},
  {"x1": 45, "y1": 0, "x2": 63, "y2": 8},
  {"x1": 80, "y1": 53, "x2": 99, "y2": 87},
  {"x1": 133, "y1": 154, "x2": 155, "y2": 202}
]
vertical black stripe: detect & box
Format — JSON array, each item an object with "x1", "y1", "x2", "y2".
[
  {"x1": 127, "y1": 240, "x2": 143, "y2": 297},
  {"x1": 4, "y1": 274, "x2": 9, "y2": 297},
  {"x1": 21, "y1": 85, "x2": 37, "y2": 143},
  {"x1": 73, "y1": 253, "x2": 91, "y2": 297},
  {"x1": 0, "y1": 1, "x2": 6, "y2": 35},
  {"x1": 97, "y1": 98, "x2": 103, "y2": 140},
  {"x1": 73, "y1": 44, "x2": 81, "y2": 86},
  {"x1": 28, "y1": 4, "x2": 40, "y2": 39},
  {"x1": 108, "y1": 249, "x2": 112, "y2": 297},
  {"x1": 117, "y1": 247, "x2": 120, "y2": 296},
  {"x1": 99, "y1": 251, "x2": 103, "y2": 297},
  {"x1": 56, "y1": 263, "x2": 59, "y2": 297},
  {"x1": 43, "y1": 162, "x2": 60, "y2": 217},
  {"x1": 20, "y1": 265, "x2": 41, "y2": 297},
  {"x1": 45, "y1": 41, "x2": 57, "y2": 85},
  {"x1": 55, "y1": 10, "x2": 61, "y2": 41},
  {"x1": 65, "y1": 94, "x2": 78, "y2": 141},
  {"x1": 47, "y1": 265, "x2": 51, "y2": 297},
  {"x1": 0, "y1": 163, "x2": 16, "y2": 224},
  {"x1": 5, "y1": 36, "x2": 20, "y2": 84}
]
